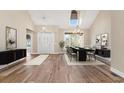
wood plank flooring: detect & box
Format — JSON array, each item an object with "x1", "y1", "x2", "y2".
[{"x1": 0, "y1": 54, "x2": 123, "y2": 83}]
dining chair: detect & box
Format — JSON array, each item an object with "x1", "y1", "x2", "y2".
[
  {"x1": 68, "y1": 47, "x2": 77, "y2": 61},
  {"x1": 87, "y1": 50, "x2": 96, "y2": 61}
]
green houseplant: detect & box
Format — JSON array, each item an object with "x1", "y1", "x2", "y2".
[{"x1": 59, "y1": 41, "x2": 65, "y2": 49}]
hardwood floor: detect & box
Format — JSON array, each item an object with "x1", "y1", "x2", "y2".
[{"x1": 0, "y1": 54, "x2": 123, "y2": 83}]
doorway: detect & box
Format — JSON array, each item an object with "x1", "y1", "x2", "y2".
[
  {"x1": 26, "y1": 29, "x2": 33, "y2": 55},
  {"x1": 37, "y1": 32, "x2": 54, "y2": 54}
]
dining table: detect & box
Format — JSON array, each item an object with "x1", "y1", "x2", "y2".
[{"x1": 70, "y1": 47, "x2": 95, "y2": 61}]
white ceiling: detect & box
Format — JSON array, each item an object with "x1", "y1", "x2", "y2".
[{"x1": 28, "y1": 10, "x2": 99, "y2": 29}]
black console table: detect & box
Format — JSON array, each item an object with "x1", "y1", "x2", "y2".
[
  {"x1": 0, "y1": 49, "x2": 26, "y2": 65},
  {"x1": 95, "y1": 49, "x2": 110, "y2": 58}
]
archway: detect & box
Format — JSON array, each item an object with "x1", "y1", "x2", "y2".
[{"x1": 26, "y1": 34, "x2": 32, "y2": 55}]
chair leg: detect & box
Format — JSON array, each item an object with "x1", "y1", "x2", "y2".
[
  {"x1": 88, "y1": 55, "x2": 90, "y2": 61},
  {"x1": 91, "y1": 55, "x2": 94, "y2": 61},
  {"x1": 89, "y1": 55, "x2": 92, "y2": 61},
  {"x1": 75, "y1": 56, "x2": 77, "y2": 61},
  {"x1": 94, "y1": 55, "x2": 96, "y2": 61},
  {"x1": 70, "y1": 55, "x2": 72, "y2": 62}
]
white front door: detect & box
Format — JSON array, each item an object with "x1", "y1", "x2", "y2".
[{"x1": 37, "y1": 32, "x2": 54, "y2": 54}]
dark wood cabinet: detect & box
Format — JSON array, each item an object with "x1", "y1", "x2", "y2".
[
  {"x1": 95, "y1": 49, "x2": 110, "y2": 58},
  {"x1": 0, "y1": 49, "x2": 26, "y2": 65}
]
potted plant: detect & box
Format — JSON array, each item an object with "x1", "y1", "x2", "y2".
[{"x1": 59, "y1": 41, "x2": 65, "y2": 51}]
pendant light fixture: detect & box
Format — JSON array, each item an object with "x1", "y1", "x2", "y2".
[
  {"x1": 70, "y1": 10, "x2": 78, "y2": 27},
  {"x1": 70, "y1": 10, "x2": 83, "y2": 36},
  {"x1": 70, "y1": 10, "x2": 78, "y2": 19}
]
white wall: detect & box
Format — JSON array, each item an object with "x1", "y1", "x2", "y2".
[
  {"x1": 0, "y1": 11, "x2": 34, "y2": 51},
  {"x1": 84, "y1": 29, "x2": 91, "y2": 47},
  {"x1": 111, "y1": 11, "x2": 124, "y2": 75},
  {"x1": 32, "y1": 31, "x2": 37, "y2": 53},
  {"x1": 90, "y1": 11, "x2": 111, "y2": 49}
]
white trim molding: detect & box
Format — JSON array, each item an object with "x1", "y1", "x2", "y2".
[{"x1": 111, "y1": 67, "x2": 124, "y2": 78}]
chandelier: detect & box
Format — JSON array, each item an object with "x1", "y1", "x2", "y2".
[{"x1": 70, "y1": 10, "x2": 82, "y2": 35}]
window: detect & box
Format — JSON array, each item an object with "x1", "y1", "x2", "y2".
[{"x1": 64, "y1": 33, "x2": 84, "y2": 47}]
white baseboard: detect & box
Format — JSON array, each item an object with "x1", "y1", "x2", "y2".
[{"x1": 111, "y1": 67, "x2": 124, "y2": 78}]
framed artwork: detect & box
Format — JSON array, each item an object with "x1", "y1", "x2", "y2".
[
  {"x1": 96, "y1": 35, "x2": 101, "y2": 45},
  {"x1": 6, "y1": 26, "x2": 17, "y2": 49},
  {"x1": 101, "y1": 33, "x2": 108, "y2": 46}
]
